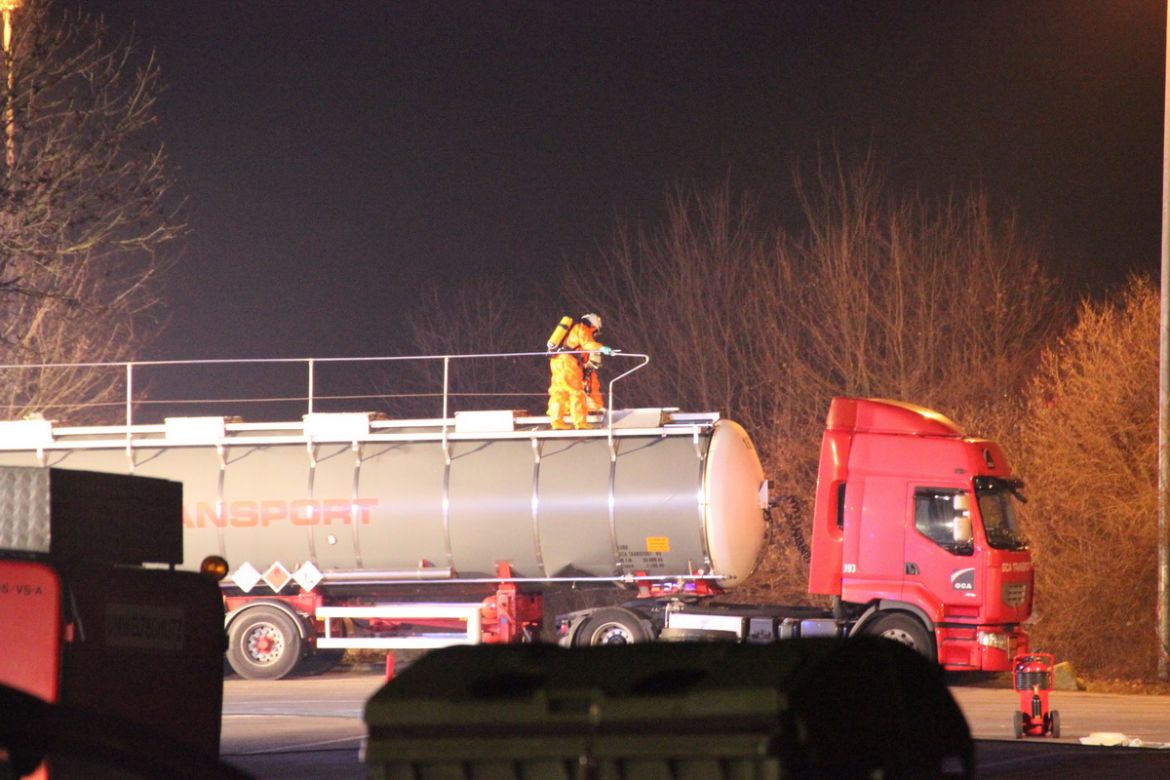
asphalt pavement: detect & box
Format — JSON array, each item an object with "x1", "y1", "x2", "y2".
[{"x1": 220, "y1": 668, "x2": 1170, "y2": 779}]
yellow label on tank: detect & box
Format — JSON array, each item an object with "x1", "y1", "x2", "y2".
[{"x1": 646, "y1": 536, "x2": 671, "y2": 552}]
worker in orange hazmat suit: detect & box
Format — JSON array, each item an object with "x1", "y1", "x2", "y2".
[{"x1": 547, "y1": 313, "x2": 613, "y2": 429}]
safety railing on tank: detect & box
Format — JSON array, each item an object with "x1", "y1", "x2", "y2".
[{"x1": 0, "y1": 350, "x2": 651, "y2": 430}]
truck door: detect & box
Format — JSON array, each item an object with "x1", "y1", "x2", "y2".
[
  {"x1": 843, "y1": 477, "x2": 907, "y2": 603},
  {"x1": 903, "y1": 486, "x2": 981, "y2": 611}
]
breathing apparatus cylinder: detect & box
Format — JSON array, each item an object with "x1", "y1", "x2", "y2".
[{"x1": 546, "y1": 315, "x2": 573, "y2": 352}]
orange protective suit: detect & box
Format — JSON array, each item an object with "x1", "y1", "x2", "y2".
[
  {"x1": 547, "y1": 320, "x2": 605, "y2": 429},
  {"x1": 583, "y1": 353, "x2": 603, "y2": 413}
]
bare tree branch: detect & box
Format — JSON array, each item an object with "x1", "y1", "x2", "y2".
[
  {"x1": 1018, "y1": 277, "x2": 1158, "y2": 677},
  {"x1": 574, "y1": 160, "x2": 1066, "y2": 602},
  {"x1": 0, "y1": 0, "x2": 183, "y2": 423},
  {"x1": 399, "y1": 273, "x2": 548, "y2": 418}
]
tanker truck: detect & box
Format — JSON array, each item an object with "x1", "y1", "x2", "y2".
[{"x1": 0, "y1": 354, "x2": 1031, "y2": 678}]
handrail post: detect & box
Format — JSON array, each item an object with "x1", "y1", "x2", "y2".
[
  {"x1": 125, "y1": 362, "x2": 133, "y2": 428},
  {"x1": 307, "y1": 358, "x2": 315, "y2": 415},
  {"x1": 442, "y1": 356, "x2": 450, "y2": 424},
  {"x1": 605, "y1": 352, "x2": 650, "y2": 420},
  {"x1": 440, "y1": 356, "x2": 452, "y2": 465},
  {"x1": 604, "y1": 352, "x2": 650, "y2": 453}
]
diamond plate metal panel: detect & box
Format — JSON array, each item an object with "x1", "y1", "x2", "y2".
[{"x1": 0, "y1": 467, "x2": 51, "y2": 553}]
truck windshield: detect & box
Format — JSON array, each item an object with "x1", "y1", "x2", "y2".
[{"x1": 974, "y1": 477, "x2": 1028, "y2": 551}]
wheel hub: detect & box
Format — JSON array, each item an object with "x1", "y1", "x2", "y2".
[
  {"x1": 881, "y1": 628, "x2": 916, "y2": 647},
  {"x1": 247, "y1": 624, "x2": 283, "y2": 662},
  {"x1": 593, "y1": 623, "x2": 633, "y2": 644}
]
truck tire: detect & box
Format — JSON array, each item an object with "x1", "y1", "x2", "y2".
[
  {"x1": 572, "y1": 607, "x2": 650, "y2": 646},
  {"x1": 861, "y1": 612, "x2": 936, "y2": 664},
  {"x1": 227, "y1": 606, "x2": 304, "y2": 680}
]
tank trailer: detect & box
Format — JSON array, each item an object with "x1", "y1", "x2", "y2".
[{"x1": 0, "y1": 356, "x2": 1031, "y2": 678}]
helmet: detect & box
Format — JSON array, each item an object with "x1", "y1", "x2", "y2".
[{"x1": 581, "y1": 313, "x2": 602, "y2": 332}]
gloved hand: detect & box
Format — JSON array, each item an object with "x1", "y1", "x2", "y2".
[{"x1": 599, "y1": 345, "x2": 615, "y2": 356}]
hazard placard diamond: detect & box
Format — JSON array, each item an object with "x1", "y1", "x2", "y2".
[
  {"x1": 262, "y1": 562, "x2": 292, "y2": 593},
  {"x1": 231, "y1": 562, "x2": 261, "y2": 593},
  {"x1": 293, "y1": 561, "x2": 323, "y2": 592}
]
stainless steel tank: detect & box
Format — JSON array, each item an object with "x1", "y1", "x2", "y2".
[{"x1": 0, "y1": 416, "x2": 766, "y2": 590}]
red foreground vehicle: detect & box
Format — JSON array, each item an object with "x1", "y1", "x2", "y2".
[{"x1": 0, "y1": 468, "x2": 233, "y2": 778}]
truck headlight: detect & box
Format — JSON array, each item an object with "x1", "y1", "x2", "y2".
[{"x1": 977, "y1": 630, "x2": 1010, "y2": 653}]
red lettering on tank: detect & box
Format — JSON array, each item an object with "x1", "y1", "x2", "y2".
[
  {"x1": 231, "y1": 501, "x2": 258, "y2": 527},
  {"x1": 290, "y1": 499, "x2": 316, "y2": 527},
  {"x1": 184, "y1": 502, "x2": 226, "y2": 529},
  {"x1": 354, "y1": 498, "x2": 377, "y2": 524},
  {"x1": 260, "y1": 500, "x2": 287, "y2": 526},
  {"x1": 322, "y1": 499, "x2": 350, "y2": 525},
  {"x1": 181, "y1": 498, "x2": 380, "y2": 528}
]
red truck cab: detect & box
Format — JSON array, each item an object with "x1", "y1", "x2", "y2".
[{"x1": 808, "y1": 397, "x2": 1032, "y2": 671}]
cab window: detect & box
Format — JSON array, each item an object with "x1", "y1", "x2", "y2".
[{"x1": 914, "y1": 488, "x2": 974, "y2": 555}]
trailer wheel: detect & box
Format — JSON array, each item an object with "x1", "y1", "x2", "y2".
[
  {"x1": 227, "y1": 607, "x2": 303, "y2": 680},
  {"x1": 573, "y1": 608, "x2": 650, "y2": 646},
  {"x1": 862, "y1": 612, "x2": 936, "y2": 663}
]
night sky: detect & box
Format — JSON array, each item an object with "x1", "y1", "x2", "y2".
[{"x1": 80, "y1": 1, "x2": 1165, "y2": 363}]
